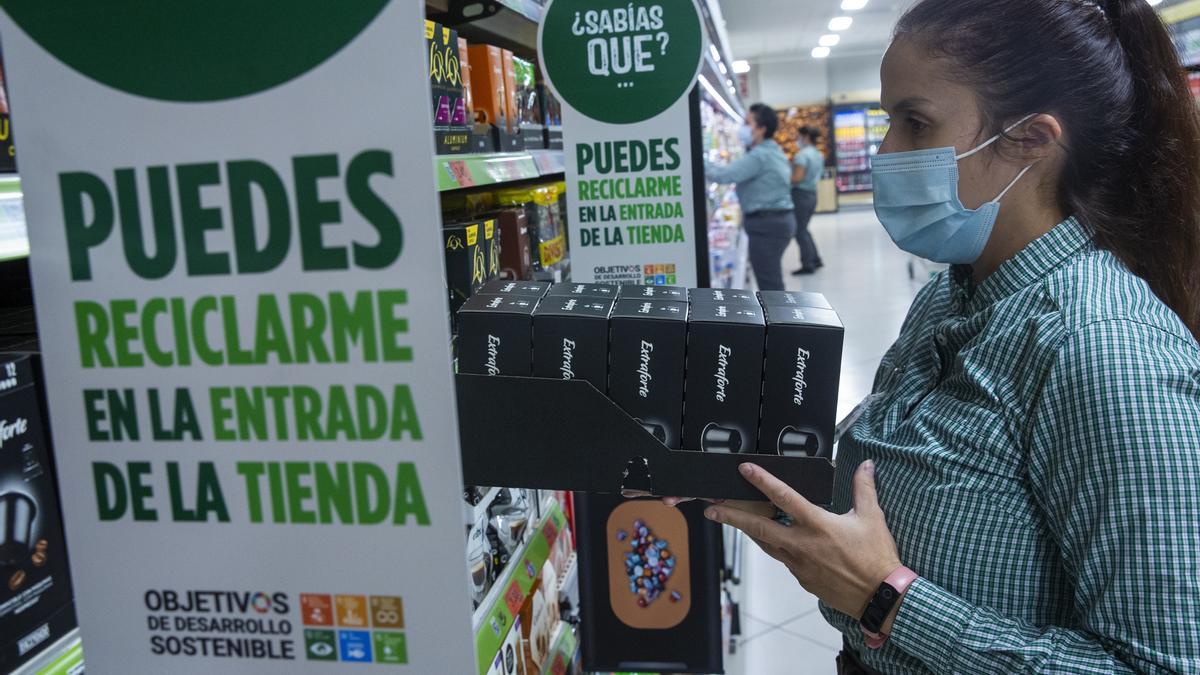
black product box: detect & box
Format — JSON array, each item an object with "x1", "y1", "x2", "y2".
[
  {"x1": 758, "y1": 290, "x2": 833, "y2": 310},
  {"x1": 759, "y1": 306, "x2": 844, "y2": 457},
  {"x1": 491, "y1": 126, "x2": 525, "y2": 153},
  {"x1": 0, "y1": 354, "x2": 78, "y2": 672},
  {"x1": 546, "y1": 282, "x2": 619, "y2": 301},
  {"x1": 532, "y1": 297, "x2": 614, "y2": 392},
  {"x1": 495, "y1": 209, "x2": 534, "y2": 281},
  {"x1": 683, "y1": 302, "x2": 766, "y2": 453},
  {"x1": 479, "y1": 279, "x2": 550, "y2": 298},
  {"x1": 575, "y1": 495, "x2": 722, "y2": 674},
  {"x1": 545, "y1": 127, "x2": 564, "y2": 151},
  {"x1": 689, "y1": 288, "x2": 758, "y2": 305},
  {"x1": 482, "y1": 218, "x2": 500, "y2": 282},
  {"x1": 608, "y1": 299, "x2": 688, "y2": 450},
  {"x1": 426, "y1": 20, "x2": 469, "y2": 133},
  {"x1": 618, "y1": 284, "x2": 689, "y2": 302},
  {"x1": 457, "y1": 294, "x2": 539, "y2": 376},
  {"x1": 520, "y1": 124, "x2": 549, "y2": 150},
  {"x1": 444, "y1": 221, "x2": 486, "y2": 315}
]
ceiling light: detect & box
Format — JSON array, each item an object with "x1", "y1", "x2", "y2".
[
  {"x1": 819, "y1": 34, "x2": 841, "y2": 47},
  {"x1": 719, "y1": 61, "x2": 728, "y2": 74},
  {"x1": 829, "y1": 16, "x2": 853, "y2": 31},
  {"x1": 812, "y1": 46, "x2": 831, "y2": 58},
  {"x1": 841, "y1": 0, "x2": 868, "y2": 9},
  {"x1": 1147, "y1": 0, "x2": 1163, "y2": 5},
  {"x1": 732, "y1": 60, "x2": 751, "y2": 74},
  {"x1": 709, "y1": 44, "x2": 720, "y2": 61}
]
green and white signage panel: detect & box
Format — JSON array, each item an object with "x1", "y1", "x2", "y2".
[
  {"x1": 0, "y1": 1, "x2": 475, "y2": 672},
  {"x1": 539, "y1": 0, "x2": 705, "y2": 286}
]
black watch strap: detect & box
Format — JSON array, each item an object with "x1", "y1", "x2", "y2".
[{"x1": 860, "y1": 581, "x2": 902, "y2": 634}]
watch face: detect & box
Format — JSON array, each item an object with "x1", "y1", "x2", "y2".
[{"x1": 860, "y1": 582, "x2": 900, "y2": 633}]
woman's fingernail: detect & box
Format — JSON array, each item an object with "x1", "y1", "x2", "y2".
[
  {"x1": 704, "y1": 508, "x2": 720, "y2": 521},
  {"x1": 739, "y1": 463, "x2": 754, "y2": 477},
  {"x1": 863, "y1": 459, "x2": 876, "y2": 475}
]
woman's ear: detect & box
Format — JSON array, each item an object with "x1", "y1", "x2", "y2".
[{"x1": 1014, "y1": 113, "x2": 1063, "y2": 161}]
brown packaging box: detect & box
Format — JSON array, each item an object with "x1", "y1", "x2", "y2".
[
  {"x1": 495, "y1": 208, "x2": 533, "y2": 281},
  {"x1": 468, "y1": 44, "x2": 507, "y2": 129},
  {"x1": 501, "y1": 49, "x2": 518, "y2": 134}
]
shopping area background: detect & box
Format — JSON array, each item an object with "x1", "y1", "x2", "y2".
[{"x1": 1, "y1": 0, "x2": 1199, "y2": 674}]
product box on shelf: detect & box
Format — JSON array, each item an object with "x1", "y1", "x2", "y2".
[
  {"x1": 501, "y1": 49, "x2": 519, "y2": 134},
  {"x1": 574, "y1": 495, "x2": 722, "y2": 673},
  {"x1": 683, "y1": 302, "x2": 766, "y2": 453},
  {"x1": 512, "y1": 57, "x2": 545, "y2": 150},
  {"x1": 619, "y1": 284, "x2": 689, "y2": 301},
  {"x1": 458, "y1": 37, "x2": 474, "y2": 123},
  {"x1": 759, "y1": 306, "x2": 844, "y2": 457},
  {"x1": 546, "y1": 282, "x2": 618, "y2": 301},
  {"x1": 457, "y1": 294, "x2": 539, "y2": 376},
  {"x1": 494, "y1": 209, "x2": 534, "y2": 281},
  {"x1": 479, "y1": 279, "x2": 550, "y2": 298},
  {"x1": 519, "y1": 560, "x2": 560, "y2": 673},
  {"x1": 444, "y1": 221, "x2": 485, "y2": 315},
  {"x1": 607, "y1": 299, "x2": 688, "y2": 450},
  {"x1": 689, "y1": 288, "x2": 758, "y2": 305},
  {"x1": 537, "y1": 84, "x2": 564, "y2": 150},
  {"x1": 426, "y1": 20, "x2": 470, "y2": 154},
  {"x1": 532, "y1": 296, "x2": 614, "y2": 392},
  {"x1": 0, "y1": 354, "x2": 77, "y2": 673},
  {"x1": 758, "y1": 290, "x2": 834, "y2": 311},
  {"x1": 467, "y1": 44, "x2": 508, "y2": 131},
  {"x1": 486, "y1": 615, "x2": 526, "y2": 675},
  {"x1": 482, "y1": 218, "x2": 500, "y2": 282}
]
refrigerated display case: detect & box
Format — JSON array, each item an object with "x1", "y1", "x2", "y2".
[{"x1": 832, "y1": 104, "x2": 889, "y2": 193}]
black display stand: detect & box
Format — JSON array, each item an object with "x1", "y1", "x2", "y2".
[{"x1": 456, "y1": 375, "x2": 836, "y2": 503}]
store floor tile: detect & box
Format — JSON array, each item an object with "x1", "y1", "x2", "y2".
[{"x1": 729, "y1": 624, "x2": 839, "y2": 675}]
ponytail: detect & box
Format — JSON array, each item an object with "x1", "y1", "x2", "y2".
[{"x1": 898, "y1": 0, "x2": 1200, "y2": 339}]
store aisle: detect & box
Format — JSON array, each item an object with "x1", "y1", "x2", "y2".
[{"x1": 728, "y1": 205, "x2": 925, "y2": 675}]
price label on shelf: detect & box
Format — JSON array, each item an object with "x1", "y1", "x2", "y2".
[{"x1": 448, "y1": 159, "x2": 475, "y2": 187}]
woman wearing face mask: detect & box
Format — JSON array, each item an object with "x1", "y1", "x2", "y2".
[
  {"x1": 705, "y1": 103, "x2": 794, "y2": 291},
  {"x1": 791, "y1": 125, "x2": 826, "y2": 276},
  {"x1": 684, "y1": 0, "x2": 1200, "y2": 672}
]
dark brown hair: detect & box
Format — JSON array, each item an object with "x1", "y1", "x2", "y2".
[
  {"x1": 898, "y1": 0, "x2": 1200, "y2": 339},
  {"x1": 749, "y1": 102, "x2": 779, "y2": 138}
]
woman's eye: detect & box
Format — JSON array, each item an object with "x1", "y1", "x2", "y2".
[{"x1": 907, "y1": 118, "x2": 927, "y2": 134}]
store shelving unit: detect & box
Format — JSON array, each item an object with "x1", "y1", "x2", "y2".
[
  {"x1": 11, "y1": 630, "x2": 83, "y2": 675},
  {"x1": 538, "y1": 621, "x2": 579, "y2": 675},
  {"x1": 471, "y1": 498, "x2": 567, "y2": 675},
  {"x1": 427, "y1": 0, "x2": 541, "y2": 56},
  {"x1": 0, "y1": 175, "x2": 26, "y2": 262},
  {"x1": 832, "y1": 103, "x2": 889, "y2": 194},
  {"x1": 435, "y1": 149, "x2": 564, "y2": 191}
]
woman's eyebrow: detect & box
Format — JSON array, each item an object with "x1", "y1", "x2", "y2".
[{"x1": 888, "y1": 96, "x2": 934, "y2": 114}]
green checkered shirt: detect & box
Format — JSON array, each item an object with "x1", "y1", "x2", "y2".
[{"x1": 820, "y1": 216, "x2": 1200, "y2": 673}]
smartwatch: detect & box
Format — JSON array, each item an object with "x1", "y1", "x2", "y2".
[{"x1": 859, "y1": 566, "x2": 917, "y2": 649}]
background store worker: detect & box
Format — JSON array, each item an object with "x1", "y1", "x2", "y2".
[
  {"x1": 683, "y1": 0, "x2": 1200, "y2": 672},
  {"x1": 791, "y1": 125, "x2": 825, "y2": 275},
  {"x1": 705, "y1": 103, "x2": 794, "y2": 291}
]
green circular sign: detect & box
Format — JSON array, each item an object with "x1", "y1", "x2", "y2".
[
  {"x1": 539, "y1": 0, "x2": 703, "y2": 125},
  {"x1": 1, "y1": 0, "x2": 388, "y2": 102}
]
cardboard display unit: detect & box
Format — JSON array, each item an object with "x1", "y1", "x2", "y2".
[{"x1": 575, "y1": 495, "x2": 722, "y2": 673}]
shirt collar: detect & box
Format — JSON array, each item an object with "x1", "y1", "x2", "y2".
[{"x1": 952, "y1": 216, "x2": 1093, "y2": 313}]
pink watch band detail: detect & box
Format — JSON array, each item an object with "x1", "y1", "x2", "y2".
[{"x1": 861, "y1": 565, "x2": 918, "y2": 650}]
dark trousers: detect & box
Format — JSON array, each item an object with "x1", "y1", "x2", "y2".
[
  {"x1": 837, "y1": 641, "x2": 881, "y2": 675},
  {"x1": 792, "y1": 187, "x2": 821, "y2": 269},
  {"x1": 744, "y1": 210, "x2": 795, "y2": 291}
]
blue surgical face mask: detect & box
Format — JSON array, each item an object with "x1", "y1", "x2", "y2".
[
  {"x1": 871, "y1": 115, "x2": 1036, "y2": 264},
  {"x1": 737, "y1": 124, "x2": 754, "y2": 148}
]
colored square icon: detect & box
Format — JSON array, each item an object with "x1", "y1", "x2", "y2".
[
  {"x1": 303, "y1": 629, "x2": 337, "y2": 662},
  {"x1": 667, "y1": 274, "x2": 677, "y2": 284},
  {"x1": 370, "y1": 596, "x2": 405, "y2": 629},
  {"x1": 301, "y1": 594, "x2": 333, "y2": 627},
  {"x1": 666, "y1": 264, "x2": 676, "y2": 273},
  {"x1": 338, "y1": 630, "x2": 373, "y2": 663},
  {"x1": 656, "y1": 274, "x2": 667, "y2": 285},
  {"x1": 373, "y1": 631, "x2": 408, "y2": 664},
  {"x1": 336, "y1": 595, "x2": 368, "y2": 627},
  {"x1": 644, "y1": 276, "x2": 655, "y2": 285}
]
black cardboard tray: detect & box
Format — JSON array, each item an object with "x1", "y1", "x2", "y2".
[{"x1": 456, "y1": 375, "x2": 836, "y2": 504}]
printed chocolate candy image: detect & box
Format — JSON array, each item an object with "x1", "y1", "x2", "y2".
[
  {"x1": 31, "y1": 551, "x2": 46, "y2": 567},
  {"x1": 620, "y1": 519, "x2": 679, "y2": 608},
  {"x1": 606, "y1": 500, "x2": 691, "y2": 629},
  {"x1": 8, "y1": 569, "x2": 25, "y2": 591}
]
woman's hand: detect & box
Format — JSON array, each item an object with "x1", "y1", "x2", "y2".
[{"x1": 706, "y1": 460, "x2": 902, "y2": 623}]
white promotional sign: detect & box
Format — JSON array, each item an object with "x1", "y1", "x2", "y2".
[
  {"x1": 539, "y1": 0, "x2": 706, "y2": 287},
  {"x1": 0, "y1": 2, "x2": 474, "y2": 672}
]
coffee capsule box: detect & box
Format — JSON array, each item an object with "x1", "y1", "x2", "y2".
[
  {"x1": 478, "y1": 279, "x2": 550, "y2": 298},
  {"x1": 494, "y1": 209, "x2": 534, "y2": 281},
  {"x1": 688, "y1": 288, "x2": 758, "y2": 305},
  {"x1": 457, "y1": 294, "x2": 540, "y2": 376},
  {"x1": 532, "y1": 297, "x2": 614, "y2": 392},
  {"x1": 683, "y1": 302, "x2": 766, "y2": 453},
  {"x1": 545, "y1": 282, "x2": 619, "y2": 301},
  {"x1": 608, "y1": 299, "x2": 689, "y2": 449},
  {"x1": 444, "y1": 221, "x2": 485, "y2": 314},
  {"x1": 618, "y1": 285, "x2": 689, "y2": 301},
  {"x1": 759, "y1": 306, "x2": 844, "y2": 457},
  {"x1": 758, "y1": 290, "x2": 833, "y2": 311}
]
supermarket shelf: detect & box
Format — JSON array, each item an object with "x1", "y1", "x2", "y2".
[
  {"x1": 472, "y1": 497, "x2": 567, "y2": 675},
  {"x1": 539, "y1": 621, "x2": 579, "y2": 675},
  {"x1": 556, "y1": 552, "x2": 577, "y2": 602},
  {"x1": 427, "y1": 0, "x2": 542, "y2": 57},
  {"x1": 0, "y1": 176, "x2": 26, "y2": 263},
  {"x1": 435, "y1": 150, "x2": 564, "y2": 191}
]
